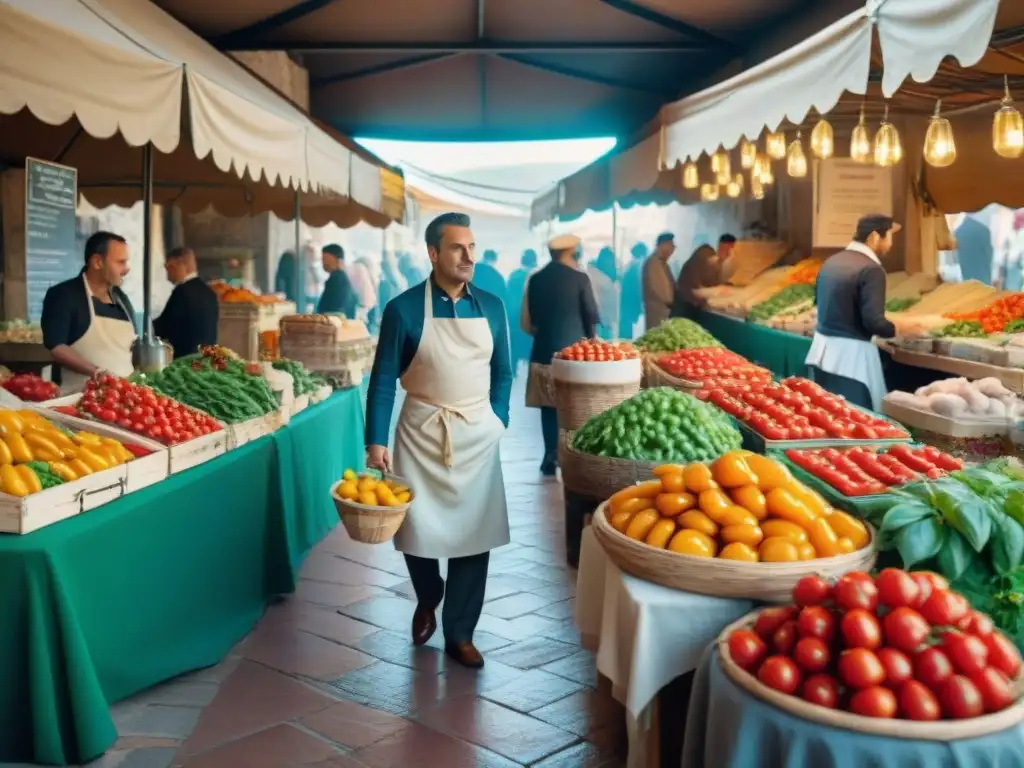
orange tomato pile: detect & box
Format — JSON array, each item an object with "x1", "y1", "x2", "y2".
[
  {"x1": 946, "y1": 293, "x2": 1024, "y2": 334},
  {"x1": 606, "y1": 450, "x2": 871, "y2": 562},
  {"x1": 555, "y1": 339, "x2": 639, "y2": 362},
  {"x1": 784, "y1": 258, "x2": 824, "y2": 286}
]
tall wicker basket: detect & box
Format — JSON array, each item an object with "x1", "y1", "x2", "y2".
[{"x1": 550, "y1": 357, "x2": 642, "y2": 432}]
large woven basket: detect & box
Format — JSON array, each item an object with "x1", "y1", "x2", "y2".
[
  {"x1": 717, "y1": 612, "x2": 1024, "y2": 739},
  {"x1": 330, "y1": 472, "x2": 411, "y2": 545},
  {"x1": 644, "y1": 361, "x2": 701, "y2": 391},
  {"x1": 558, "y1": 433, "x2": 660, "y2": 501},
  {"x1": 591, "y1": 502, "x2": 877, "y2": 602},
  {"x1": 553, "y1": 378, "x2": 640, "y2": 431}
]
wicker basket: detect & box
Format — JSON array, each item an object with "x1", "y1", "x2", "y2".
[
  {"x1": 717, "y1": 612, "x2": 1024, "y2": 739},
  {"x1": 280, "y1": 315, "x2": 376, "y2": 373},
  {"x1": 591, "y1": 502, "x2": 877, "y2": 601},
  {"x1": 558, "y1": 433, "x2": 660, "y2": 501},
  {"x1": 330, "y1": 472, "x2": 411, "y2": 544},
  {"x1": 553, "y1": 378, "x2": 640, "y2": 431},
  {"x1": 644, "y1": 362, "x2": 701, "y2": 391}
]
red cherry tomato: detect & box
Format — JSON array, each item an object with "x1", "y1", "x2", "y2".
[
  {"x1": 794, "y1": 637, "x2": 831, "y2": 674},
  {"x1": 754, "y1": 606, "x2": 798, "y2": 640},
  {"x1": 877, "y1": 648, "x2": 914, "y2": 688},
  {"x1": 792, "y1": 575, "x2": 832, "y2": 607},
  {"x1": 958, "y1": 611, "x2": 995, "y2": 636},
  {"x1": 941, "y1": 632, "x2": 990, "y2": 676},
  {"x1": 797, "y1": 606, "x2": 836, "y2": 642},
  {"x1": 874, "y1": 568, "x2": 921, "y2": 609},
  {"x1": 772, "y1": 620, "x2": 799, "y2": 656},
  {"x1": 841, "y1": 609, "x2": 882, "y2": 650},
  {"x1": 970, "y1": 667, "x2": 1015, "y2": 713},
  {"x1": 834, "y1": 573, "x2": 879, "y2": 612},
  {"x1": 882, "y1": 607, "x2": 931, "y2": 654},
  {"x1": 914, "y1": 647, "x2": 954, "y2": 691},
  {"x1": 838, "y1": 648, "x2": 886, "y2": 690},
  {"x1": 939, "y1": 675, "x2": 984, "y2": 719},
  {"x1": 758, "y1": 656, "x2": 802, "y2": 695},
  {"x1": 802, "y1": 673, "x2": 841, "y2": 709},
  {"x1": 919, "y1": 589, "x2": 969, "y2": 627},
  {"x1": 727, "y1": 630, "x2": 768, "y2": 672},
  {"x1": 849, "y1": 686, "x2": 898, "y2": 719},
  {"x1": 899, "y1": 680, "x2": 941, "y2": 721},
  {"x1": 983, "y1": 632, "x2": 1023, "y2": 678}
]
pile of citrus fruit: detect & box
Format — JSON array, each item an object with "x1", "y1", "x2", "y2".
[
  {"x1": 334, "y1": 468, "x2": 412, "y2": 508},
  {"x1": 606, "y1": 450, "x2": 871, "y2": 562}
]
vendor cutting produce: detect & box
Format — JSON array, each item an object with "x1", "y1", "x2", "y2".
[
  {"x1": 41, "y1": 231, "x2": 136, "y2": 392},
  {"x1": 805, "y1": 214, "x2": 909, "y2": 410},
  {"x1": 365, "y1": 212, "x2": 513, "y2": 669},
  {"x1": 672, "y1": 233, "x2": 737, "y2": 318},
  {"x1": 521, "y1": 233, "x2": 600, "y2": 476}
]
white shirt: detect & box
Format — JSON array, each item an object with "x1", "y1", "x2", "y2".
[
  {"x1": 177, "y1": 272, "x2": 199, "y2": 286},
  {"x1": 804, "y1": 241, "x2": 887, "y2": 410}
]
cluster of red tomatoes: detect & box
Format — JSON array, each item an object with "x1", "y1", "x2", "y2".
[
  {"x1": 555, "y1": 339, "x2": 639, "y2": 362},
  {"x1": 786, "y1": 445, "x2": 964, "y2": 497},
  {"x1": 708, "y1": 377, "x2": 909, "y2": 442},
  {"x1": 728, "y1": 570, "x2": 1021, "y2": 720},
  {"x1": 2, "y1": 373, "x2": 60, "y2": 402},
  {"x1": 657, "y1": 348, "x2": 773, "y2": 392},
  {"x1": 79, "y1": 374, "x2": 222, "y2": 445}
]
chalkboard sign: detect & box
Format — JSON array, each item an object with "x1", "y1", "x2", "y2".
[{"x1": 25, "y1": 158, "x2": 79, "y2": 322}]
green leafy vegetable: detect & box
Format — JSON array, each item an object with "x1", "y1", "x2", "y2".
[
  {"x1": 937, "y1": 531, "x2": 975, "y2": 582},
  {"x1": 896, "y1": 517, "x2": 945, "y2": 568}
]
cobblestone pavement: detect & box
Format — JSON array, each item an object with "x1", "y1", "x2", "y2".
[{"x1": 13, "y1": 381, "x2": 625, "y2": 768}]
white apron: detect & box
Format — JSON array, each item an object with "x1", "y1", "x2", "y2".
[
  {"x1": 392, "y1": 282, "x2": 510, "y2": 559},
  {"x1": 62, "y1": 275, "x2": 136, "y2": 393},
  {"x1": 805, "y1": 332, "x2": 887, "y2": 411}
]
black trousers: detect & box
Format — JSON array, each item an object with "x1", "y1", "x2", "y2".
[
  {"x1": 809, "y1": 366, "x2": 873, "y2": 410},
  {"x1": 404, "y1": 551, "x2": 490, "y2": 644},
  {"x1": 540, "y1": 406, "x2": 559, "y2": 463}
]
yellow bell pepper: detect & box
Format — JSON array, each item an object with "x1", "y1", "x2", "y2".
[
  {"x1": 15, "y1": 464, "x2": 41, "y2": 495},
  {"x1": 2, "y1": 432, "x2": 32, "y2": 464},
  {"x1": 68, "y1": 458, "x2": 93, "y2": 477},
  {"x1": 26, "y1": 425, "x2": 75, "y2": 452},
  {"x1": 47, "y1": 461, "x2": 78, "y2": 482},
  {"x1": 23, "y1": 433, "x2": 63, "y2": 462},
  {"x1": 0, "y1": 439, "x2": 13, "y2": 465},
  {"x1": 73, "y1": 432, "x2": 103, "y2": 447},
  {"x1": 0, "y1": 411, "x2": 23, "y2": 435},
  {"x1": 92, "y1": 444, "x2": 121, "y2": 467},
  {"x1": 1, "y1": 463, "x2": 28, "y2": 497},
  {"x1": 75, "y1": 448, "x2": 109, "y2": 472}
]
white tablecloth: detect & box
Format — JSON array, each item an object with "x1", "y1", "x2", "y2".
[{"x1": 575, "y1": 527, "x2": 754, "y2": 768}]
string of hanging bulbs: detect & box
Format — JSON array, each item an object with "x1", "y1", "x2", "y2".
[{"x1": 683, "y1": 75, "x2": 1024, "y2": 203}]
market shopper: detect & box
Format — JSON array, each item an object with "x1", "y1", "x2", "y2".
[
  {"x1": 618, "y1": 242, "x2": 647, "y2": 338},
  {"x1": 506, "y1": 248, "x2": 537, "y2": 374},
  {"x1": 806, "y1": 214, "x2": 907, "y2": 410},
  {"x1": 317, "y1": 244, "x2": 358, "y2": 318},
  {"x1": 41, "y1": 231, "x2": 136, "y2": 392},
  {"x1": 522, "y1": 234, "x2": 600, "y2": 476},
  {"x1": 642, "y1": 232, "x2": 677, "y2": 332},
  {"x1": 672, "y1": 234, "x2": 737, "y2": 317},
  {"x1": 153, "y1": 247, "x2": 218, "y2": 360},
  {"x1": 472, "y1": 249, "x2": 507, "y2": 306},
  {"x1": 365, "y1": 212, "x2": 512, "y2": 669},
  {"x1": 587, "y1": 246, "x2": 619, "y2": 340}
]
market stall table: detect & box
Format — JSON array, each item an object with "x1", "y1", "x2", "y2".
[
  {"x1": 681, "y1": 646, "x2": 1024, "y2": 768},
  {"x1": 0, "y1": 389, "x2": 365, "y2": 765},
  {"x1": 575, "y1": 527, "x2": 753, "y2": 768},
  {"x1": 693, "y1": 309, "x2": 812, "y2": 379}
]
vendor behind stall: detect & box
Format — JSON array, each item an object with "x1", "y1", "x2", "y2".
[
  {"x1": 153, "y1": 247, "x2": 219, "y2": 360},
  {"x1": 672, "y1": 234, "x2": 737, "y2": 318},
  {"x1": 41, "y1": 231, "x2": 136, "y2": 392},
  {"x1": 805, "y1": 214, "x2": 907, "y2": 410}
]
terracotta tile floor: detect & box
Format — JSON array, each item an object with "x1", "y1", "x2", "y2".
[{"x1": 51, "y1": 378, "x2": 626, "y2": 768}]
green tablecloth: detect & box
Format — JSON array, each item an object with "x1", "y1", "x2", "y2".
[
  {"x1": 0, "y1": 388, "x2": 366, "y2": 765},
  {"x1": 694, "y1": 309, "x2": 813, "y2": 379}
]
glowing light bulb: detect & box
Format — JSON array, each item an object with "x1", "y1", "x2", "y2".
[
  {"x1": 766, "y1": 132, "x2": 786, "y2": 160},
  {"x1": 682, "y1": 161, "x2": 699, "y2": 189},
  {"x1": 923, "y1": 100, "x2": 956, "y2": 168},
  {"x1": 810, "y1": 118, "x2": 834, "y2": 159},
  {"x1": 787, "y1": 133, "x2": 808, "y2": 178},
  {"x1": 740, "y1": 139, "x2": 757, "y2": 169},
  {"x1": 850, "y1": 108, "x2": 872, "y2": 164},
  {"x1": 874, "y1": 105, "x2": 902, "y2": 167},
  {"x1": 712, "y1": 148, "x2": 731, "y2": 185},
  {"x1": 994, "y1": 76, "x2": 1024, "y2": 159}
]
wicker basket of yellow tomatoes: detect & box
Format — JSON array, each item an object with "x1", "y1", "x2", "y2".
[
  {"x1": 331, "y1": 468, "x2": 413, "y2": 544},
  {"x1": 591, "y1": 451, "x2": 877, "y2": 601}
]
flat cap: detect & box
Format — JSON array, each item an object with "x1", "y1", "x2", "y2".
[{"x1": 548, "y1": 234, "x2": 581, "y2": 251}]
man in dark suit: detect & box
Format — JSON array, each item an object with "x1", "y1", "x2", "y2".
[
  {"x1": 317, "y1": 243, "x2": 358, "y2": 318},
  {"x1": 806, "y1": 214, "x2": 919, "y2": 410},
  {"x1": 153, "y1": 247, "x2": 218, "y2": 360},
  {"x1": 521, "y1": 234, "x2": 600, "y2": 476}
]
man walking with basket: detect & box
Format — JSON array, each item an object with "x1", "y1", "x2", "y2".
[{"x1": 365, "y1": 212, "x2": 513, "y2": 668}]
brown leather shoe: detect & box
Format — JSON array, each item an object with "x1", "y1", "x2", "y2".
[
  {"x1": 411, "y1": 605, "x2": 436, "y2": 646},
  {"x1": 445, "y1": 641, "x2": 484, "y2": 668}
]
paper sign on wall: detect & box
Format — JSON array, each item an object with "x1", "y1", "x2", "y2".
[{"x1": 813, "y1": 159, "x2": 893, "y2": 248}]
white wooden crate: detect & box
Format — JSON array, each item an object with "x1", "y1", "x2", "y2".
[
  {"x1": 167, "y1": 430, "x2": 228, "y2": 474},
  {"x1": 226, "y1": 409, "x2": 283, "y2": 450},
  {"x1": 0, "y1": 464, "x2": 129, "y2": 534}
]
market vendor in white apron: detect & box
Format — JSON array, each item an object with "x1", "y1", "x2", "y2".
[
  {"x1": 805, "y1": 214, "x2": 916, "y2": 410},
  {"x1": 41, "y1": 231, "x2": 137, "y2": 393},
  {"x1": 365, "y1": 211, "x2": 513, "y2": 669}
]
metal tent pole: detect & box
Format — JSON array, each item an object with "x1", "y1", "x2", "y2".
[
  {"x1": 141, "y1": 143, "x2": 154, "y2": 340},
  {"x1": 294, "y1": 189, "x2": 305, "y2": 313}
]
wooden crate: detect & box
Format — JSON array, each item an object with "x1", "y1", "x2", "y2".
[
  {"x1": 227, "y1": 409, "x2": 284, "y2": 449},
  {"x1": 217, "y1": 302, "x2": 296, "y2": 361},
  {"x1": 0, "y1": 464, "x2": 129, "y2": 534}
]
